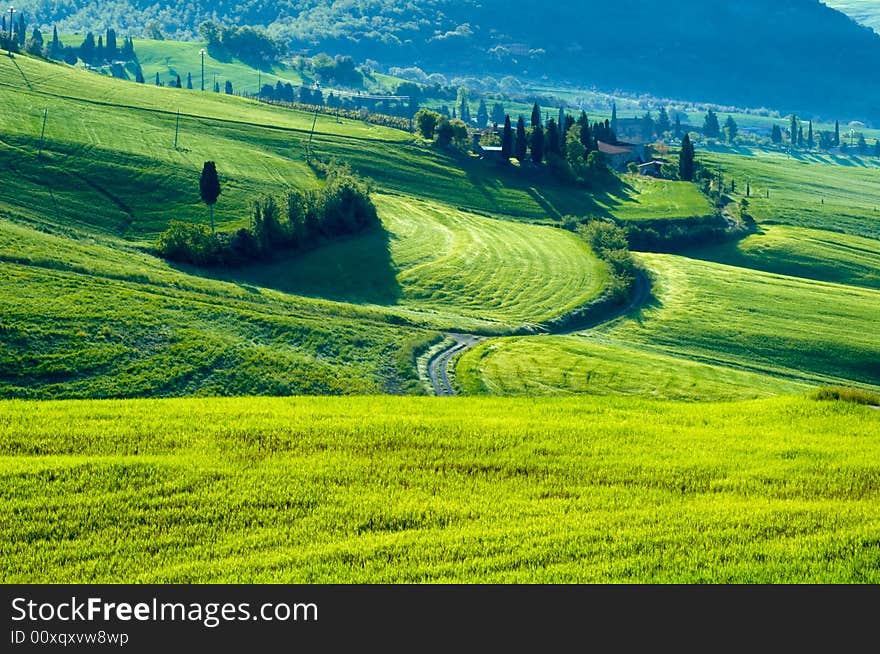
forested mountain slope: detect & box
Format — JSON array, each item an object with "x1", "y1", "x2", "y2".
[{"x1": 14, "y1": 0, "x2": 880, "y2": 123}]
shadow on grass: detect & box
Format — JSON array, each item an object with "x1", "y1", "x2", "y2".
[{"x1": 202, "y1": 225, "x2": 402, "y2": 305}]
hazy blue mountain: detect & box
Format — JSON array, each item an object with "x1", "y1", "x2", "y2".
[{"x1": 16, "y1": 0, "x2": 880, "y2": 122}]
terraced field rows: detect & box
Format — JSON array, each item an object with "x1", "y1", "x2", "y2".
[
  {"x1": 223, "y1": 195, "x2": 609, "y2": 331},
  {"x1": 457, "y1": 337, "x2": 809, "y2": 399}
]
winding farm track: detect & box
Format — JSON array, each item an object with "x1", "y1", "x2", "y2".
[
  {"x1": 427, "y1": 271, "x2": 652, "y2": 396},
  {"x1": 428, "y1": 334, "x2": 486, "y2": 396}
]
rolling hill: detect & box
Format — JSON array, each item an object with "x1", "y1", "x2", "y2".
[
  {"x1": 15, "y1": 0, "x2": 880, "y2": 123},
  {"x1": 1, "y1": 42, "x2": 880, "y2": 586}
]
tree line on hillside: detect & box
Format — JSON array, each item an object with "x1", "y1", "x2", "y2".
[
  {"x1": 20, "y1": 0, "x2": 880, "y2": 123},
  {"x1": 414, "y1": 101, "x2": 618, "y2": 188},
  {"x1": 158, "y1": 161, "x2": 379, "y2": 267}
]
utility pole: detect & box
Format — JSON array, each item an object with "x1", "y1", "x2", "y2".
[
  {"x1": 306, "y1": 82, "x2": 321, "y2": 162},
  {"x1": 37, "y1": 108, "x2": 47, "y2": 157},
  {"x1": 306, "y1": 106, "x2": 319, "y2": 163},
  {"x1": 173, "y1": 108, "x2": 180, "y2": 149},
  {"x1": 199, "y1": 48, "x2": 206, "y2": 91}
]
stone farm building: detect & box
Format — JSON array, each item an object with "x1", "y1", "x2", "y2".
[
  {"x1": 472, "y1": 133, "x2": 505, "y2": 161},
  {"x1": 597, "y1": 141, "x2": 646, "y2": 170}
]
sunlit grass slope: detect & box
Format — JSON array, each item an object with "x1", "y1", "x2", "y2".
[
  {"x1": 0, "y1": 54, "x2": 711, "y2": 229},
  {"x1": 131, "y1": 38, "x2": 306, "y2": 92},
  {"x1": 691, "y1": 225, "x2": 880, "y2": 290},
  {"x1": 601, "y1": 175, "x2": 712, "y2": 221},
  {"x1": 0, "y1": 191, "x2": 608, "y2": 398},
  {"x1": 702, "y1": 148, "x2": 880, "y2": 239},
  {"x1": 0, "y1": 218, "x2": 437, "y2": 398},
  {"x1": 457, "y1": 337, "x2": 809, "y2": 399},
  {"x1": 224, "y1": 194, "x2": 607, "y2": 329},
  {"x1": 597, "y1": 254, "x2": 880, "y2": 386},
  {"x1": 1, "y1": 395, "x2": 878, "y2": 583}
]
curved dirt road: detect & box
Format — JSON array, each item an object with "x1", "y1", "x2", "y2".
[
  {"x1": 426, "y1": 271, "x2": 652, "y2": 396},
  {"x1": 427, "y1": 334, "x2": 485, "y2": 396}
]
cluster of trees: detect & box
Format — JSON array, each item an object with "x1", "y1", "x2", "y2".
[
  {"x1": 198, "y1": 21, "x2": 286, "y2": 68},
  {"x1": 700, "y1": 109, "x2": 739, "y2": 143},
  {"x1": 576, "y1": 220, "x2": 638, "y2": 302},
  {"x1": 256, "y1": 81, "x2": 414, "y2": 121},
  {"x1": 415, "y1": 101, "x2": 617, "y2": 187},
  {"x1": 413, "y1": 109, "x2": 468, "y2": 147},
  {"x1": 311, "y1": 54, "x2": 363, "y2": 87},
  {"x1": 766, "y1": 116, "x2": 880, "y2": 155},
  {"x1": 498, "y1": 104, "x2": 614, "y2": 185},
  {"x1": 158, "y1": 162, "x2": 379, "y2": 267},
  {"x1": 40, "y1": 27, "x2": 139, "y2": 69},
  {"x1": 0, "y1": 12, "x2": 29, "y2": 53}
]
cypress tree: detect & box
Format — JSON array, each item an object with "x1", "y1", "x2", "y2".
[
  {"x1": 577, "y1": 112, "x2": 591, "y2": 150},
  {"x1": 225, "y1": 80, "x2": 233, "y2": 95},
  {"x1": 80, "y1": 32, "x2": 96, "y2": 65},
  {"x1": 155, "y1": 72, "x2": 160, "y2": 86},
  {"x1": 798, "y1": 126, "x2": 804, "y2": 147},
  {"x1": 531, "y1": 124, "x2": 544, "y2": 164},
  {"x1": 175, "y1": 75, "x2": 182, "y2": 89},
  {"x1": 611, "y1": 102, "x2": 618, "y2": 134},
  {"x1": 458, "y1": 90, "x2": 470, "y2": 124},
  {"x1": 17, "y1": 13, "x2": 25, "y2": 47},
  {"x1": 135, "y1": 65, "x2": 144, "y2": 83},
  {"x1": 546, "y1": 118, "x2": 561, "y2": 156},
  {"x1": 50, "y1": 26, "x2": 62, "y2": 58},
  {"x1": 771, "y1": 124, "x2": 783, "y2": 144},
  {"x1": 834, "y1": 120, "x2": 840, "y2": 146},
  {"x1": 724, "y1": 116, "x2": 738, "y2": 143},
  {"x1": 214, "y1": 80, "x2": 220, "y2": 93},
  {"x1": 703, "y1": 110, "x2": 720, "y2": 139},
  {"x1": 477, "y1": 99, "x2": 489, "y2": 129},
  {"x1": 491, "y1": 103, "x2": 505, "y2": 126},
  {"x1": 186, "y1": 72, "x2": 193, "y2": 89},
  {"x1": 679, "y1": 133, "x2": 695, "y2": 181},
  {"x1": 106, "y1": 28, "x2": 117, "y2": 60},
  {"x1": 96, "y1": 35, "x2": 104, "y2": 62},
  {"x1": 515, "y1": 116, "x2": 527, "y2": 162},
  {"x1": 531, "y1": 102, "x2": 541, "y2": 129},
  {"x1": 790, "y1": 115, "x2": 799, "y2": 147},
  {"x1": 199, "y1": 161, "x2": 222, "y2": 234},
  {"x1": 807, "y1": 120, "x2": 814, "y2": 149},
  {"x1": 657, "y1": 107, "x2": 671, "y2": 135},
  {"x1": 501, "y1": 115, "x2": 513, "y2": 161},
  {"x1": 641, "y1": 112, "x2": 655, "y2": 141}
]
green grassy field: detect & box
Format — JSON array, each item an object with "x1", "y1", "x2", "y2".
[
  {"x1": 599, "y1": 254, "x2": 880, "y2": 385},
  {"x1": 0, "y1": 217, "x2": 441, "y2": 398},
  {"x1": 702, "y1": 147, "x2": 880, "y2": 239},
  {"x1": 596, "y1": 175, "x2": 711, "y2": 221},
  {"x1": 1, "y1": 396, "x2": 877, "y2": 583},
  {"x1": 221, "y1": 194, "x2": 607, "y2": 330},
  {"x1": 460, "y1": 251, "x2": 880, "y2": 397},
  {"x1": 131, "y1": 38, "x2": 306, "y2": 92},
  {"x1": 690, "y1": 225, "x2": 880, "y2": 290},
  {"x1": 457, "y1": 337, "x2": 809, "y2": 399},
  {"x1": 0, "y1": 54, "x2": 713, "y2": 230}
]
